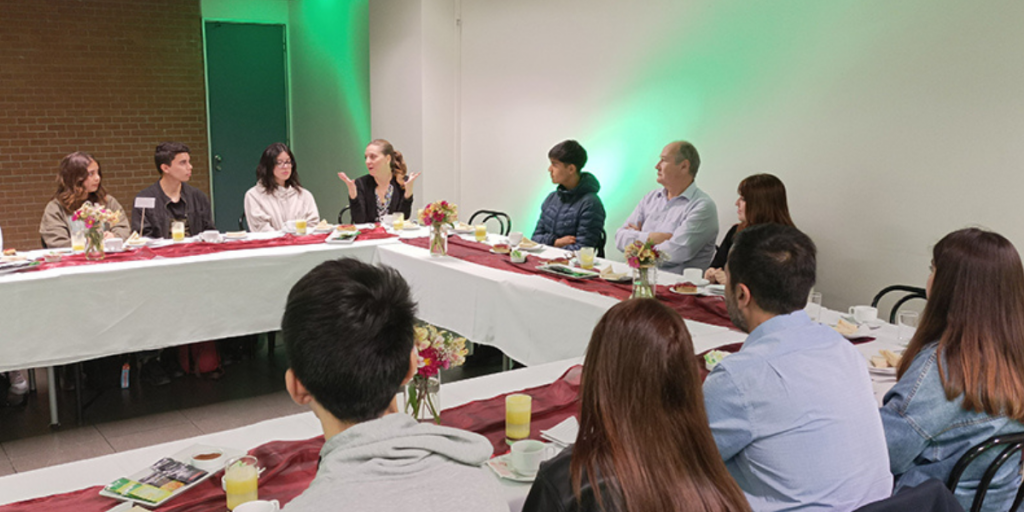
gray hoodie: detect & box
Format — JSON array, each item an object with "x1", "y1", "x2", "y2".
[{"x1": 282, "y1": 413, "x2": 510, "y2": 512}]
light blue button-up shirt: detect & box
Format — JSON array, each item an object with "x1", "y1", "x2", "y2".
[
  {"x1": 614, "y1": 183, "x2": 718, "y2": 273},
  {"x1": 703, "y1": 311, "x2": 893, "y2": 512}
]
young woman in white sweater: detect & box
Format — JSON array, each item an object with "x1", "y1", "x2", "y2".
[{"x1": 244, "y1": 143, "x2": 320, "y2": 232}]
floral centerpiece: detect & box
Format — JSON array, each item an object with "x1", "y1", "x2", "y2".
[
  {"x1": 418, "y1": 200, "x2": 458, "y2": 257},
  {"x1": 72, "y1": 202, "x2": 121, "y2": 261},
  {"x1": 623, "y1": 240, "x2": 666, "y2": 299},
  {"x1": 405, "y1": 323, "x2": 469, "y2": 423}
]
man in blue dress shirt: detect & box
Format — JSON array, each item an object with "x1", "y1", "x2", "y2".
[
  {"x1": 614, "y1": 140, "x2": 718, "y2": 273},
  {"x1": 704, "y1": 224, "x2": 892, "y2": 511}
]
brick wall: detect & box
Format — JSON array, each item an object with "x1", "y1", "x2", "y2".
[{"x1": 0, "y1": 0, "x2": 209, "y2": 251}]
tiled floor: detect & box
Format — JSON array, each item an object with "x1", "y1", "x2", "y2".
[{"x1": 0, "y1": 339, "x2": 503, "y2": 477}]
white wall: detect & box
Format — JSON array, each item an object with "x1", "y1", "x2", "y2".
[{"x1": 373, "y1": 0, "x2": 1024, "y2": 311}]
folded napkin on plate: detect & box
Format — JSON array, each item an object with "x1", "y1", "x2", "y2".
[
  {"x1": 540, "y1": 416, "x2": 578, "y2": 447},
  {"x1": 598, "y1": 265, "x2": 627, "y2": 281}
]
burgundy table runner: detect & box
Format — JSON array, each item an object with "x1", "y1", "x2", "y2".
[
  {"x1": 25, "y1": 227, "x2": 396, "y2": 272},
  {"x1": 400, "y1": 236, "x2": 735, "y2": 329}
]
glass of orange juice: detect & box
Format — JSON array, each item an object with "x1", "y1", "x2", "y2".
[
  {"x1": 224, "y1": 455, "x2": 259, "y2": 510},
  {"x1": 171, "y1": 221, "x2": 185, "y2": 242},
  {"x1": 70, "y1": 221, "x2": 86, "y2": 252},
  {"x1": 295, "y1": 219, "x2": 307, "y2": 235},
  {"x1": 506, "y1": 394, "x2": 532, "y2": 441},
  {"x1": 474, "y1": 224, "x2": 487, "y2": 242}
]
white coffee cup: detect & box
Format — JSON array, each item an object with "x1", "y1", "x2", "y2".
[
  {"x1": 103, "y1": 238, "x2": 123, "y2": 252},
  {"x1": 233, "y1": 500, "x2": 280, "y2": 512},
  {"x1": 508, "y1": 231, "x2": 523, "y2": 247},
  {"x1": 200, "y1": 230, "x2": 222, "y2": 243},
  {"x1": 285, "y1": 220, "x2": 297, "y2": 233},
  {"x1": 849, "y1": 305, "x2": 878, "y2": 324},
  {"x1": 682, "y1": 268, "x2": 703, "y2": 283},
  {"x1": 509, "y1": 440, "x2": 555, "y2": 477}
]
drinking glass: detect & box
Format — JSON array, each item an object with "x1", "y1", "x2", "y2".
[
  {"x1": 505, "y1": 394, "x2": 532, "y2": 441},
  {"x1": 70, "y1": 221, "x2": 86, "y2": 253},
  {"x1": 579, "y1": 247, "x2": 596, "y2": 269},
  {"x1": 806, "y1": 291, "x2": 823, "y2": 322},
  {"x1": 294, "y1": 219, "x2": 307, "y2": 236},
  {"x1": 171, "y1": 221, "x2": 185, "y2": 242},
  {"x1": 508, "y1": 231, "x2": 523, "y2": 248},
  {"x1": 225, "y1": 455, "x2": 259, "y2": 510},
  {"x1": 474, "y1": 225, "x2": 487, "y2": 242},
  {"x1": 897, "y1": 310, "x2": 919, "y2": 345}
]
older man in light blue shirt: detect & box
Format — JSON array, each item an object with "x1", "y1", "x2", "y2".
[
  {"x1": 704, "y1": 224, "x2": 892, "y2": 512},
  {"x1": 614, "y1": 140, "x2": 718, "y2": 273}
]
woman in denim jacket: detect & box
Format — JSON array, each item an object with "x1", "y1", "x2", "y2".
[{"x1": 880, "y1": 228, "x2": 1024, "y2": 512}]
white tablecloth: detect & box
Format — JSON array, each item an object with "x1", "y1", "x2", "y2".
[
  {"x1": 0, "y1": 357, "x2": 583, "y2": 509},
  {"x1": 376, "y1": 238, "x2": 742, "y2": 366},
  {"x1": 0, "y1": 238, "x2": 393, "y2": 372}
]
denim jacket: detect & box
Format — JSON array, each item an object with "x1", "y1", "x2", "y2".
[{"x1": 880, "y1": 342, "x2": 1024, "y2": 512}]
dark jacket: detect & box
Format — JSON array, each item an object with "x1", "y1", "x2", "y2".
[
  {"x1": 130, "y1": 181, "x2": 214, "y2": 239},
  {"x1": 523, "y1": 446, "x2": 622, "y2": 512},
  {"x1": 709, "y1": 223, "x2": 738, "y2": 269},
  {"x1": 349, "y1": 174, "x2": 413, "y2": 224},
  {"x1": 531, "y1": 172, "x2": 605, "y2": 252}
]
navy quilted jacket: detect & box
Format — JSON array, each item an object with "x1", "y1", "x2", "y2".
[{"x1": 531, "y1": 172, "x2": 606, "y2": 252}]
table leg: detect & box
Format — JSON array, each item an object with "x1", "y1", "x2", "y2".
[{"x1": 47, "y1": 366, "x2": 59, "y2": 427}]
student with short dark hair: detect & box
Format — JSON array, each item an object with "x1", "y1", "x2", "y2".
[
  {"x1": 280, "y1": 258, "x2": 508, "y2": 512},
  {"x1": 705, "y1": 224, "x2": 892, "y2": 511},
  {"x1": 131, "y1": 142, "x2": 214, "y2": 239},
  {"x1": 531, "y1": 140, "x2": 606, "y2": 251}
]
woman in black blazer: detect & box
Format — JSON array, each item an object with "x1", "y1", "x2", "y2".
[{"x1": 337, "y1": 139, "x2": 420, "y2": 224}]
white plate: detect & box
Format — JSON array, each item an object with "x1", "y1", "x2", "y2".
[
  {"x1": 97, "y1": 443, "x2": 245, "y2": 507},
  {"x1": 490, "y1": 248, "x2": 512, "y2": 255},
  {"x1": 0, "y1": 260, "x2": 40, "y2": 275},
  {"x1": 485, "y1": 453, "x2": 537, "y2": 483},
  {"x1": 402, "y1": 223, "x2": 421, "y2": 231},
  {"x1": 680, "y1": 278, "x2": 710, "y2": 287},
  {"x1": 669, "y1": 286, "x2": 702, "y2": 295},
  {"x1": 517, "y1": 244, "x2": 545, "y2": 253},
  {"x1": 705, "y1": 284, "x2": 725, "y2": 295},
  {"x1": 868, "y1": 365, "x2": 897, "y2": 377},
  {"x1": 537, "y1": 263, "x2": 600, "y2": 280}
]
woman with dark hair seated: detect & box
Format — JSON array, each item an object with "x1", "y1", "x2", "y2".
[
  {"x1": 531, "y1": 140, "x2": 606, "y2": 250},
  {"x1": 880, "y1": 228, "x2": 1024, "y2": 512},
  {"x1": 244, "y1": 142, "x2": 320, "y2": 232},
  {"x1": 337, "y1": 139, "x2": 420, "y2": 224},
  {"x1": 523, "y1": 299, "x2": 751, "y2": 512},
  {"x1": 39, "y1": 151, "x2": 130, "y2": 248},
  {"x1": 705, "y1": 173, "x2": 793, "y2": 284}
]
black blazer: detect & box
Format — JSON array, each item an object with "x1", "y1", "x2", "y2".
[
  {"x1": 523, "y1": 446, "x2": 622, "y2": 512},
  {"x1": 348, "y1": 174, "x2": 413, "y2": 224}
]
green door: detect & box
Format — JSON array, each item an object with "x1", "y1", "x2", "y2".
[{"x1": 205, "y1": 22, "x2": 288, "y2": 232}]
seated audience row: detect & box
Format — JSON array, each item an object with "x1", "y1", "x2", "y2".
[{"x1": 278, "y1": 224, "x2": 1023, "y2": 512}]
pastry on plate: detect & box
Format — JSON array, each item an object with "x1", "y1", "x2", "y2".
[{"x1": 671, "y1": 282, "x2": 699, "y2": 294}]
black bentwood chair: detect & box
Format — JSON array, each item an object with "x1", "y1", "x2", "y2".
[
  {"x1": 871, "y1": 285, "x2": 927, "y2": 323},
  {"x1": 946, "y1": 431, "x2": 1024, "y2": 512},
  {"x1": 337, "y1": 205, "x2": 351, "y2": 225},
  {"x1": 468, "y1": 210, "x2": 512, "y2": 236}
]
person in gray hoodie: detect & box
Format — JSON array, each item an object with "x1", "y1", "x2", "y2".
[{"x1": 280, "y1": 258, "x2": 509, "y2": 512}]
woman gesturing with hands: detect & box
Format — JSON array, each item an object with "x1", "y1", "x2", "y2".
[{"x1": 338, "y1": 139, "x2": 420, "y2": 224}]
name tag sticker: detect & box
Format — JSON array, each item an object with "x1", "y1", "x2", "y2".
[{"x1": 135, "y1": 197, "x2": 156, "y2": 209}]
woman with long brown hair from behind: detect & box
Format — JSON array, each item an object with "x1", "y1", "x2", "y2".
[
  {"x1": 39, "y1": 151, "x2": 130, "y2": 248},
  {"x1": 705, "y1": 173, "x2": 794, "y2": 284},
  {"x1": 880, "y1": 228, "x2": 1024, "y2": 512},
  {"x1": 522, "y1": 299, "x2": 750, "y2": 512}
]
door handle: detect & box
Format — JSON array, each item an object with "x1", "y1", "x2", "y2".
[{"x1": 214, "y1": 154, "x2": 223, "y2": 172}]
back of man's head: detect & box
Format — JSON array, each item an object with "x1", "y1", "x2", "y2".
[
  {"x1": 282, "y1": 258, "x2": 418, "y2": 423},
  {"x1": 727, "y1": 224, "x2": 816, "y2": 315},
  {"x1": 155, "y1": 141, "x2": 190, "y2": 174}
]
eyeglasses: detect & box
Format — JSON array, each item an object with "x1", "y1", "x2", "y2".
[{"x1": 276, "y1": 160, "x2": 293, "y2": 168}]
